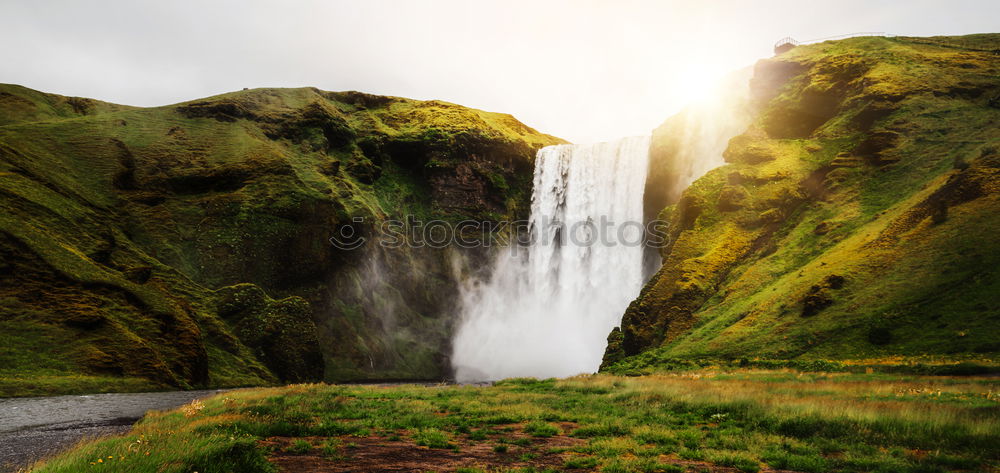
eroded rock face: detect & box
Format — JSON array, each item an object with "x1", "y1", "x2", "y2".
[
  {"x1": 0, "y1": 84, "x2": 563, "y2": 390},
  {"x1": 216, "y1": 284, "x2": 323, "y2": 383},
  {"x1": 605, "y1": 35, "x2": 1000, "y2": 368},
  {"x1": 0, "y1": 227, "x2": 211, "y2": 390}
]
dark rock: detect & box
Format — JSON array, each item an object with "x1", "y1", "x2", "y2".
[
  {"x1": 317, "y1": 160, "x2": 341, "y2": 177},
  {"x1": 855, "y1": 130, "x2": 901, "y2": 165},
  {"x1": 801, "y1": 275, "x2": 845, "y2": 317},
  {"x1": 851, "y1": 100, "x2": 898, "y2": 130},
  {"x1": 824, "y1": 274, "x2": 846, "y2": 289},
  {"x1": 325, "y1": 90, "x2": 397, "y2": 109},
  {"x1": 758, "y1": 208, "x2": 784, "y2": 224},
  {"x1": 177, "y1": 100, "x2": 255, "y2": 122},
  {"x1": 216, "y1": 284, "x2": 324, "y2": 383},
  {"x1": 110, "y1": 139, "x2": 138, "y2": 190},
  {"x1": 123, "y1": 266, "x2": 152, "y2": 284},
  {"x1": 65, "y1": 96, "x2": 95, "y2": 115},
  {"x1": 868, "y1": 326, "x2": 893, "y2": 345},
  {"x1": 345, "y1": 158, "x2": 381, "y2": 184},
  {"x1": 263, "y1": 102, "x2": 356, "y2": 152},
  {"x1": 601, "y1": 327, "x2": 625, "y2": 368},
  {"x1": 823, "y1": 168, "x2": 854, "y2": 191},
  {"x1": 829, "y1": 155, "x2": 863, "y2": 168},
  {"x1": 801, "y1": 289, "x2": 833, "y2": 317}
]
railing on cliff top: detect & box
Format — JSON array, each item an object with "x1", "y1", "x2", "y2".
[
  {"x1": 775, "y1": 33, "x2": 1000, "y2": 55},
  {"x1": 774, "y1": 32, "x2": 889, "y2": 51}
]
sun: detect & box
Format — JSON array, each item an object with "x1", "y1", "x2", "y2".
[{"x1": 674, "y1": 61, "x2": 732, "y2": 105}]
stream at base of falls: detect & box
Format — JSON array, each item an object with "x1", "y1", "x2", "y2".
[{"x1": 0, "y1": 390, "x2": 223, "y2": 472}]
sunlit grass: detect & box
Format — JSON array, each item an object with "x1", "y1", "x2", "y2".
[{"x1": 28, "y1": 370, "x2": 999, "y2": 473}]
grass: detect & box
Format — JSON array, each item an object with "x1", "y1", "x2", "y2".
[
  {"x1": 413, "y1": 428, "x2": 455, "y2": 449},
  {"x1": 614, "y1": 33, "x2": 1000, "y2": 368},
  {"x1": 523, "y1": 421, "x2": 560, "y2": 438},
  {"x1": 30, "y1": 370, "x2": 1000, "y2": 473},
  {"x1": 0, "y1": 81, "x2": 564, "y2": 392},
  {"x1": 564, "y1": 456, "x2": 599, "y2": 469},
  {"x1": 320, "y1": 438, "x2": 345, "y2": 460},
  {"x1": 284, "y1": 439, "x2": 312, "y2": 454}
]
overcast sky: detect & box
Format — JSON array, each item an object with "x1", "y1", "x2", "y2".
[{"x1": 2, "y1": 0, "x2": 997, "y2": 143}]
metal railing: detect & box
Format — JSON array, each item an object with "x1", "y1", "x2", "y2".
[
  {"x1": 774, "y1": 36, "x2": 800, "y2": 49},
  {"x1": 775, "y1": 32, "x2": 1000, "y2": 56},
  {"x1": 775, "y1": 32, "x2": 889, "y2": 51}
]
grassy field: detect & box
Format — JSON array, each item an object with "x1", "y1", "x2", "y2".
[{"x1": 28, "y1": 370, "x2": 999, "y2": 473}]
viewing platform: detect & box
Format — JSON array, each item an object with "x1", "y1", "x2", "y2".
[{"x1": 774, "y1": 32, "x2": 888, "y2": 55}]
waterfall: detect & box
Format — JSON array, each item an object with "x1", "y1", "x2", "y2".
[{"x1": 452, "y1": 136, "x2": 651, "y2": 381}]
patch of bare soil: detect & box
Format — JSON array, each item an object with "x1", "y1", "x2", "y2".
[
  {"x1": 262, "y1": 423, "x2": 802, "y2": 473},
  {"x1": 263, "y1": 425, "x2": 583, "y2": 473}
]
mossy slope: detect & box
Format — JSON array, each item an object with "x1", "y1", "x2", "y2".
[
  {"x1": 606, "y1": 34, "x2": 1000, "y2": 371},
  {"x1": 0, "y1": 85, "x2": 562, "y2": 395}
]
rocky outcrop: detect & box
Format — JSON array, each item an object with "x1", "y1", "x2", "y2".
[
  {"x1": 605, "y1": 34, "x2": 1000, "y2": 368},
  {"x1": 0, "y1": 84, "x2": 562, "y2": 393},
  {"x1": 216, "y1": 284, "x2": 323, "y2": 383}
]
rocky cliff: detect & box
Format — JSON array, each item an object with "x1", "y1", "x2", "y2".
[
  {"x1": 605, "y1": 34, "x2": 1000, "y2": 371},
  {"x1": 0, "y1": 85, "x2": 562, "y2": 395}
]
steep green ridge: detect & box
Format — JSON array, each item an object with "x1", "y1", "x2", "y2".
[
  {"x1": 605, "y1": 34, "x2": 1000, "y2": 372},
  {"x1": 0, "y1": 85, "x2": 562, "y2": 395}
]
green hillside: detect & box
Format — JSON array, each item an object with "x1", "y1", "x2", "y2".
[
  {"x1": 0, "y1": 85, "x2": 562, "y2": 396},
  {"x1": 605, "y1": 34, "x2": 1000, "y2": 372}
]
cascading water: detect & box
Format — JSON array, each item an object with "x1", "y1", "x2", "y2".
[
  {"x1": 452, "y1": 136, "x2": 651, "y2": 381},
  {"x1": 450, "y1": 68, "x2": 752, "y2": 382}
]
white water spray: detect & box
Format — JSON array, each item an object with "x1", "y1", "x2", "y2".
[
  {"x1": 452, "y1": 136, "x2": 651, "y2": 381},
  {"x1": 659, "y1": 68, "x2": 754, "y2": 195}
]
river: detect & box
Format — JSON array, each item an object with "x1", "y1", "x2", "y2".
[{"x1": 0, "y1": 389, "x2": 224, "y2": 472}]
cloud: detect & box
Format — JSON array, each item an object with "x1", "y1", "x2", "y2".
[{"x1": 1, "y1": 0, "x2": 996, "y2": 142}]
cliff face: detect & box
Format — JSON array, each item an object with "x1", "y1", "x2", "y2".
[
  {"x1": 605, "y1": 34, "x2": 1000, "y2": 370},
  {"x1": 0, "y1": 85, "x2": 562, "y2": 395}
]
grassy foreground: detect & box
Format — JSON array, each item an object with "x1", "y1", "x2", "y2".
[{"x1": 29, "y1": 370, "x2": 999, "y2": 473}]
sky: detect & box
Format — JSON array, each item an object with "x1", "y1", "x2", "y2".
[{"x1": 2, "y1": 0, "x2": 997, "y2": 143}]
